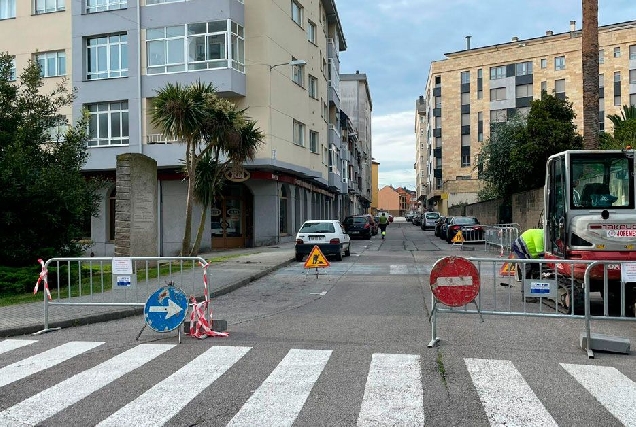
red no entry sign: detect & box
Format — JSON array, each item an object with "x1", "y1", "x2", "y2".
[{"x1": 430, "y1": 256, "x2": 480, "y2": 307}]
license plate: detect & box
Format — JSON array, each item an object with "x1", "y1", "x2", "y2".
[
  {"x1": 309, "y1": 236, "x2": 322, "y2": 241},
  {"x1": 349, "y1": 231, "x2": 359, "y2": 234}
]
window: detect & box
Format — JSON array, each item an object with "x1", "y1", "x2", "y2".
[
  {"x1": 490, "y1": 109, "x2": 507, "y2": 123},
  {"x1": 461, "y1": 114, "x2": 470, "y2": 126},
  {"x1": 631, "y1": 94, "x2": 636, "y2": 107},
  {"x1": 461, "y1": 134, "x2": 470, "y2": 146},
  {"x1": 599, "y1": 49, "x2": 605, "y2": 64},
  {"x1": 515, "y1": 83, "x2": 533, "y2": 98},
  {"x1": 307, "y1": 21, "x2": 316, "y2": 44},
  {"x1": 435, "y1": 137, "x2": 442, "y2": 149},
  {"x1": 35, "y1": 0, "x2": 64, "y2": 13},
  {"x1": 293, "y1": 119, "x2": 305, "y2": 146},
  {"x1": 630, "y1": 70, "x2": 636, "y2": 84},
  {"x1": 146, "y1": 21, "x2": 244, "y2": 74},
  {"x1": 490, "y1": 87, "x2": 506, "y2": 101},
  {"x1": 461, "y1": 92, "x2": 470, "y2": 105},
  {"x1": 555, "y1": 79, "x2": 565, "y2": 94},
  {"x1": 461, "y1": 71, "x2": 470, "y2": 84},
  {"x1": 541, "y1": 81, "x2": 547, "y2": 92},
  {"x1": 540, "y1": 58, "x2": 547, "y2": 68},
  {"x1": 45, "y1": 116, "x2": 69, "y2": 142},
  {"x1": 615, "y1": 95, "x2": 621, "y2": 106},
  {"x1": 308, "y1": 75, "x2": 318, "y2": 99},
  {"x1": 516, "y1": 61, "x2": 533, "y2": 76},
  {"x1": 0, "y1": 0, "x2": 15, "y2": 19},
  {"x1": 461, "y1": 148, "x2": 470, "y2": 167},
  {"x1": 615, "y1": 71, "x2": 621, "y2": 82},
  {"x1": 630, "y1": 45, "x2": 636, "y2": 60},
  {"x1": 86, "y1": 101, "x2": 129, "y2": 147},
  {"x1": 614, "y1": 47, "x2": 621, "y2": 58},
  {"x1": 555, "y1": 56, "x2": 565, "y2": 70},
  {"x1": 434, "y1": 75, "x2": 441, "y2": 87},
  {"x1": 8, "y1": 57, "x2": 16, "y2": 81},
  {"x1": 87, "y1": 34, "x2": 128, "y2": 80},
  {"x1": 291, "y1": 0, "x2": 303, "y2": 27},
  {"x1": 434, "y1": 96, "x2": 441, "y2": 108},
  {"x1": 599, "y1": 74, "x2": 604, "y2": 88},
  {"x1": 477, "y1": 68, "x2": 482, "y2": 79},
  {"x1": 292, "y1": 58, "x2": 304, "y2": 86},
  {"x1": 490, "y1": 66, "x2": 505, "y2": 80},
  {"x1": 279, "y1": 186, "x2": 288, "y2": 234},
  {"x1": 309, "y1": 130, "x2": 318, "y2": 153},
  {"x1": 434, "y1": 116, "x2": 441, "y2": 128},
  {"x1": 36, "y1": 51, "x2": 66, "y2": 77},
  {"x1": 86, "y1": 0, "x2": 126, "y2": 13}
]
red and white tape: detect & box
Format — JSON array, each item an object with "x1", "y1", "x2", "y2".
[
  {"x1": 188, "y1": 296, "x2": 228, "y2": 339},
  {"x1": 34, "y1": 259, "x2": 51, "y2": 300}
]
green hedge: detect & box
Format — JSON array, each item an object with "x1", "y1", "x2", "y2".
[{"x1": 0, "y1": 265, "x2": 84, "y2": 296}]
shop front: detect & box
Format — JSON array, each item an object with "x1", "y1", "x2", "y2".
[{"x1": 210, "y1": 182, "x2": 254, "y2": 249}]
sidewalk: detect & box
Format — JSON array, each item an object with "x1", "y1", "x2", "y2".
[{"x1": 0, "y1": 242, "x2": 296, "y2": 337}]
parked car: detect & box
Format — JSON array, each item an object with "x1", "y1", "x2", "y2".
[
  {"x1": 405, "y1": 212, "x2": 415, "y2": 222},
  {"x1": 295, "y1": 219, "x2": 351, "y2": 262},
  {"x1": 438, "y1": 216, "x2": 453, "y2": 240},
  {"x1": 422, "y1": 211, "x2": 440, "y2": 230},
  {"x1": 412, "y1": 213, "x2": 422, "y2": 227},
  {"x1": 434, "y1": 216, "x2": 446, "y2": 237},
  {"x1": 343, "y1": 215, "x2": 374, "y2": 240},
  {"x1": 446, "y1": 216, "x2": 484, "y2": 243}
]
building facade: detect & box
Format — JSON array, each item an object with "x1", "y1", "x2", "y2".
[
  {"x1": 1, "y1": 0, "x2": 372, "y2": 255},
  {"x1": 418, "y1": 20, "x2": 636, "y2": 215},
  {"x1": 370, "y1": 160, "x2": 379, "y2": 214},
  {"x1": 377, "y1": 185, "x2": 399, "y2": 216}
]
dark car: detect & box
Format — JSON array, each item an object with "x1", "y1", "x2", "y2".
[
  {"x1": 343, "y1": 215, "x2": 373, "y2": 240},
  {"x1": 438, "y1": 216, "x2": 453, "y2": 240},
  {"x1": 434, "y1": 216, "x2": 446, "y2": 237},
  {"x1": 446, "y1": 216, "x2": 484, "y2": 243},
  {"x1": 412, "y1": 213, "x2": 422, "y2": 227}
]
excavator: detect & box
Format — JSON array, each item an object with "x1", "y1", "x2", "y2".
[{"x1": 541, "y1": 149, "x2": 636, "y2": 315}]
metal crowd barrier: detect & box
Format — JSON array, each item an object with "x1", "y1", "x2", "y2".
[
  {"x1": 35, "y1": 256, "x2": 209, "y2": 334},
  {"x1": 428, "y1": 257, "x2": 636, "y2": 358},
  {"x1": 483, "y1": 223, "x2": 520, "y2": 255}
]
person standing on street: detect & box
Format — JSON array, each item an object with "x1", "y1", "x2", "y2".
[
  {"x1": 511, "y1": 228, "x2": 545, "y2": 302},
  {"x1": 378, "y1": 212, "x2": 389, "y2": 240}
]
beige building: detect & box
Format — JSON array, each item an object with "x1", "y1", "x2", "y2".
[
  {"x1": 418, "y1": 20, "x2": 636, "y2": 215},
  {"x1": 370, "y1": 160, "x2": 380, "y2": 214}
]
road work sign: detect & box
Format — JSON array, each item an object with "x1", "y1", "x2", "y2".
[
  {"x1": 451, "y1": 231, "x2": 464, "y2": 243},
  {"x1": 429, "y1": 256, "x2": 480, "y2": 307},
  {"x1": 144, "y1": 285, "x2": 189, "y2": 332},
  {"x1": 304, "y1": 245, "x2": 331, "y2": 269}
]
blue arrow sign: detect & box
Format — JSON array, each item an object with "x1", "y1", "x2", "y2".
[{"x1": 144, "y1": 285, "x2": 189, "y2": 332}]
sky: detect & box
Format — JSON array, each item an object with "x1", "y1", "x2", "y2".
[{"x1": 335, "y1": 0, "x2": 636, "y2": 190}]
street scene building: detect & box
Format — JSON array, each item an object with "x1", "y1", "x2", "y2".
[
  {"x1": 417, "y1": 19, "x2": 636, "y2": 214},
  {"x1": 0, "y1": 0, "x2": 373, "y2": 254}
]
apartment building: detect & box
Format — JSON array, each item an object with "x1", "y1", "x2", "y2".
[
  {"x1": 418, "y1": 20, "x2": 636, "y2": 215},
  {"x1": 0, "y1": 0, "x2": 372, "y2": 254}
]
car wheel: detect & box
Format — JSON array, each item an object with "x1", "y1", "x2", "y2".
[
  {"x1": 335, "y1": 249, "x2": 343, "y2": 261},
  {"x1": 344, "y1": 244, "x2": 351, "y2": 257},
  {"x1": 365, "y1": 232, "x2": 372, "y2": 240},
  {"x1": 295, "y1": 253, "x2": 303, "y2": 262}
]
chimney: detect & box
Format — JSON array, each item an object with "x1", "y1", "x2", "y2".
[
  {"x1": 546, "y1": 30, "x2": 553, "y2": 36},
  {"x1": 512, "y1": 36, "x2": 519, "y2": 42},
  {"x1": 570, "y1": 20, "x2": 576, "y2": 32},
  {"x1": 465, "y1": 35, "x2": 471, "y2": 50}
]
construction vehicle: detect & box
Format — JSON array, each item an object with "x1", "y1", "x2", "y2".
[{"x1": 542, "y1": 149, "x2": 636, "y2": 315}]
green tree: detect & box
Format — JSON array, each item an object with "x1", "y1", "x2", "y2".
[
  {"x1": 603, "y1": 105, "x2": 636, "y2": 149},
  {"x1": 0, "y1": 53, "x2": 101, "y2": 266}
]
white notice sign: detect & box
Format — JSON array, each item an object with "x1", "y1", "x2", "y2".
[
  {"x1": 621, "y1": 263, "x2": 636, "y2": 283},
  {"x1": 112, "y1": 258, "x2": 133, "y2": 275}
]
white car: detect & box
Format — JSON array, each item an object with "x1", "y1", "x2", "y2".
[{"x1": 295, "y1": 219, "x2": 351, "y2": 262}]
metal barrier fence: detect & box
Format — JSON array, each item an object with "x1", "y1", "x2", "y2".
[
  {"x1": 483, "y1": 223, "x2": 520, "y2": 255},
  {"x1": 428, "y1": 257, "x2": 636, "y2": 358},
  {"x1": 35, "y1": 257, "x2": 209, "y2": 334}
]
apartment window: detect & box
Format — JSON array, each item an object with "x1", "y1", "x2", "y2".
[
  {"x1": 461, "y1": 92, "x2": 470, "y2": 105},
  {"x1": 434, "y1": 75, "x2": 441, "y2": 87},
  {"x1": 630, "y1": 45, "x2": 636, "y2": 60},
  {"x1": 517, "y1": 107, "x2": 530, "y2": 117},
  {"x1": 490, "y1": 65, "x2": 505, "y2": 80},
  {"x1": 599, "y1": 49, "x2": 604, "y2": 64},
  {"x1": 515, "y1": 83, "x2": 533, "y2": 98},
  {"x1": 490, "y1": 109, "x2": 507, "y2": 123},
  {"x1": 516, "y1": 61, "x2": 532, "y2": 76},
  {"x1": 490, "y1": 87, "x2": 506, "y2": 101},
  {"x1": 615, "y1": 95, "x2": 621, "y2": 106},
  {"x1": 87, "y1": 34, "x2": 127, "y2": 80},
  {"x1": 434, "y1": 116, "x2": 442, "y2": 128},
  {"x1": 599, "y1": 74, "x2": 604, "y2": 87},
  {"x1": 309, "y1": 130, "x2": 318, "y2": 153},
  {"x1": 8, "y1": 57, "x2": 16, "y2": 81},
  {"x1": 146, "y1": 21, "x2": 244, "y2": 74},
  {"x1": 477, "y1": 68, "x2": 482, "y2": 79},
  {"x1": 555, "y1": 79, "x2": 565, "y2": 95},
  {"x1": 292, "y1": 58, "x2": 304, "y2": 87},
  {"x1": 434, "y1": 96, "x2": 441, "y2": 108},
  {"x1": 541, "y1": 81, "x2": 547, "y2": 92},
  {"x1": 291, "y1": 0, "x2": 303, "y2": 27},
  {"x1": 461, "y1": 71, "x2": 470, "y2": 84},
  {"x1": 631, "y1": 94, "x2": 636, "y2": 107},
  {"x1": 86, "y1": 0, "x2": 126, "y2": 13},
  {"x1": 461, "y1": 114, "x2": 470, "y2": 126},
  {"x1": 540, "y1": 58, "x2": 547, "y2": 69},
  {"x1": 461, "y1": 134, "x2": 470, "y2": 147},
  {"x1": 614, "y1": 47, "x2": 621, "y2": 58},
  {"x1": 435, "y1": 137, "x2": 442, "y2": 149},
  {"x1": 555, "y1": 56, "x2": 565, "y2": 70},
  {"x1": 630, "y1": 70, "x2": 636, "y2": 84},
  {"x1": 45, "y1": 116, "x2": 69, "y2": 142},
  {"x1": 307, "y1": 21, "x2": 316, "y2": 44},
  {"x1": 461, "y1": 148, "x2": 470, "y2": 167},
  {"x1": 308, "y1": 75, "x2": 318, "y2": 99},
  {"x1": 293, "y1": 119, "x2": 305, "y2": 146},
  {"x1": 477, "y1": 90, "x2": 483, "y2": 100},
  {"x1": 36, "y1": 51, "x2": 66, "y2": 77},
  {"x1": 615, "y1": 71, "x2": 621, "y2": 82},
  {"x1": 0, "y1": 0, "x2": 16, "y2": 19},
  {"x1": 86, "y1": 101, "x2": 129, "y2": 147},
  {"x1": 35, "y1": 0, "x2": 64, "y2": 13}
]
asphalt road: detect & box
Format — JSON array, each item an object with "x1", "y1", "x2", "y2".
[{"x1": 2, "y1": 222, "x2": 636, "y2": 426}]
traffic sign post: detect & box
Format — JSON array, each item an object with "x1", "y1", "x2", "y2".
[
  {"x1": 144, "y1": 285, "x2": 189, "y2": 341},
  {"x1": 304, "y1": 245, "x2": 330, "y2": 278}
]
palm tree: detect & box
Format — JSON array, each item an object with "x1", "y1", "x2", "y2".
[
  {"x1": 151, "y1": 81, "x2": 214, "y2": 256},
  {"x1": 608, "y1": 105, "x2": 636, "y2": 126},
  {"x1": 582, "y1": 0, "x2": 599, "y2": 149}
]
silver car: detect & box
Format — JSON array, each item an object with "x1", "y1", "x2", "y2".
[{"x1": 422, "y1": 212, "x2": 440, "y2": 230}]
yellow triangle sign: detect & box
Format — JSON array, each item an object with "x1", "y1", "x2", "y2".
[
  {"x1": 451, "y1": 230, "x2": 464, "y2": 243},
  {"x1": 304, "y1": 245, "x2": 331, "y2": 269}
]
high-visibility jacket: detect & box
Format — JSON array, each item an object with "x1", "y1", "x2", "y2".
[
  {"x1": 520, "y1": 229, "x2": 544, "y2": 259},
  {"x1": 378, "y1": 215, "x2": 388, "y2": 225}
]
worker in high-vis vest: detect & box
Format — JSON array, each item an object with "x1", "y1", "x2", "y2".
[
  {"x1": 512, "y1": 228, "x2": 545, "y2": 260},
  {"x1": 378, "y1": 212, "x2": 389, "y2": 240}
]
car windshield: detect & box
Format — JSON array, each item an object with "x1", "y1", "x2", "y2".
[
  {"x1": 345, "y1": 217, "x2": 367, "y2": 224},
  {"x1": 571, "y1": 153, "x2": 633, "y2": 209},
  {"x1": 426, "y1": 213, "x2": 439, "y2": 219},
  {"x1": 454, "y1": 217, "x2": 478, "y2": 225},
  {"x1": 300, "y1": 222, "x2": 336, "y2": 233}
]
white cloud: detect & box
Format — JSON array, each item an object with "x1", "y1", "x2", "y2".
[{"x1": 372, "y1": 110, "x2": 416, "y2": 188}]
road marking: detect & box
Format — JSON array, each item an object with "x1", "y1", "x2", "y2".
[
  {"x1": 98, "y1": 346, "x2": 251, "y2": 427},
  {"x1": 0, "y1": 339, "x2": 37, "y2": 355},
  {"x1": 389, "y1": 265, "x2": 408, "y2": 275},
  {"x1": 309, "y1": 291, "x2": 327, "y2": 295},
  {"x1": 464, "y1": 358, "x2": 557, "y2": 426},
  {"x1": 0, "y1": 344, "x2": 174, "y2": 426},
  {"x1": 0, "y1": 341, "x2": 103, "y2": 388},
  {"x1": 561, "y1": 363, "x2": 636, "y2": 425},
  {"x1": 357, "y1": 353, "x2": 425, "y2": 426},
  {"x1": 227, "y1": 349, "x2": 332, "y2": 427}
]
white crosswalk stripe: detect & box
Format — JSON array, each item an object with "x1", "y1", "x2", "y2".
[
  {"x1": 0, "y1": 341, "x2": 103, "y2": 388},
  {"x1": 357, "y1": 353, "x2": 425, "y2": 426},
  {"x1": 561, "y1": 363, "x2": 636, "y2": 426},
  {"x1": 0, "y1": 339, "x2": 37, "y2": 355},
  {"x1": 227, "y1": 349, "x2": 332, "y2": 427},
  {"x1": 98, "y1": 345, "x2": 251, "y2": 427},
  {"x1": 465, "y1": 358, "x2": 558, "y2": 426},
  {"x1": 0, "y1": 343, "x2": 174, "y2": 426}
]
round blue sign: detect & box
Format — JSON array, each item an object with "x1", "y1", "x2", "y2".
[{"x1": 144, "y1": 285, "x2": 189, "y2": 332}]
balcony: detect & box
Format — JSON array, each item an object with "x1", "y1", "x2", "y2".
[
  {"x1": 146, "y1": 134, "x2": 179, "y2": 144},
  {"x1": 328, "y1": 59, "x2": 340, "y2": 106},
  {"x1": 328, "y1": 124, "x2": 341, "y2": 147},
  {"x1": 327, "y1": 38, "x2": 338, "y2": 59},
  {"x1": 328, "y1": 170, "x2": 341, "y2": 189}
]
